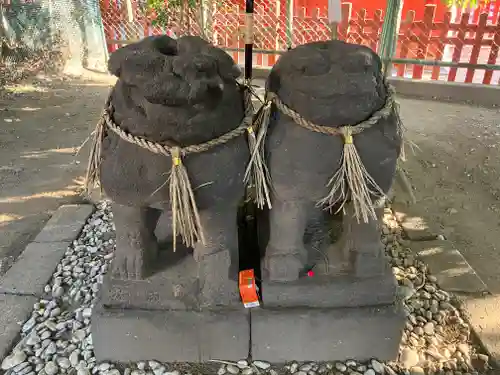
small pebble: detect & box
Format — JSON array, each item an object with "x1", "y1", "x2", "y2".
[
  {"x1": 77, "y1": 368, "x2": 91, "y2": 375},
  {"x1": 400, "y1": 348, "x2": 420, "y2": 368},
  {"x1": 57, "y1": 357, "x2": 71, "y2": 369},
  {"x1": 1, "y1": 351, "x2": 27, "y2": 370},
  {"x1": 149, "y1": 361, "x2": 160, "y2": 369},
  {"x1": 253, "y1": 361, "x2": 271, "y2": 370},
  {"x1": 370, "y1": 360, "x2": 384, "y2": 374},
  {"x1": 300, "y1": 364, "x2": 312, "y2": 372},
  {"x1": 237, "y1": 360, "x2": 249, "y2": 368},
  {"x1": 335, "y1": 362, "x2": 347, "y2": 372},
  {"x1": 346, "y1": 360, "x2": 357, "y2": 368},
  {"x1": 227, "y1": 364, "x2": 240, "y2": 374},
  {"x1": 44, "y1": 361, "x2": 58, "y2": 375},
  {"x1": 99, "y1": 362, "x2": 112, "y2": 371},
  {"x1": 423, "y1": 322, "x2": 435, "y2": 335}
]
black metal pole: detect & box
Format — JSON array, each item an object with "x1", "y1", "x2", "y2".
[{"x1": 244, "y1": 0, "x2": 254, "y2": 81}]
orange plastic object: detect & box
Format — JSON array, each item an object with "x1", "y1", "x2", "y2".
[{"x1": 239, "y1": 269, "x2": 260, "y2": 308}]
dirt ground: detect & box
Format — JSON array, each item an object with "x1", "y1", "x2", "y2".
[
  {"x1": 0, "y1": 74, "x2": 114, "y2": 265},
  {"x1": 397, "y1": 98, "x2": 500, "y2": 294},
  {"x1": 1, "y1": 75, "x2": 500, "y2": 296}
]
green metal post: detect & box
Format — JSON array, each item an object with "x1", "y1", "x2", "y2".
[{"x1": 285, "y1": 0, "x2": 293, "y2": 49}]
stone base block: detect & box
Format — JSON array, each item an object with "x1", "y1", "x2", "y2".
[
  {"x1": 92, "y1": 302, "x2": 250, "y2": 363},
  {"x1": 251, "y1": 304, "x2": 405, "y2": 362},
  {"x1": 262, "y1": 270, "x2": 398, "y2": 309}
]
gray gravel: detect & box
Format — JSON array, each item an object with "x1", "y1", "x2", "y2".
[{"x1": 0, "y1": 202, "x2": 492, "y2": 375}]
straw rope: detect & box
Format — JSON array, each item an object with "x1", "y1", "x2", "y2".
[
  {"x1": 269, "y1": 82, "x2": 398, "y2": 136},
  {"x1": 245, "y1": 79, "x2": 405, "y2": 223},
  {"x1": 85, "y1": 84, "x2": 255, "y2": 250}
]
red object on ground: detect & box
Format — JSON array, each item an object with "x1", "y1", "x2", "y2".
[{"x1": 239, "y1": 269, "x2": 260, "y2": 308}]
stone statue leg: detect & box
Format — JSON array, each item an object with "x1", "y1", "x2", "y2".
[
  {"x1": 111, "y1": 203, "x2": 161, "y2": 280},
  {"x1": 313, "y1": 209, "x2": 351, "y2": 276},
  {"x1": 194, "y1": 205, "x2": 240, "y2": 307},
  {"x1": 263, "y1": 199, "x2": 313, "y2": 282},
  {"x1": 343, "y1": 201, "x2": 387, "y2": 278}
]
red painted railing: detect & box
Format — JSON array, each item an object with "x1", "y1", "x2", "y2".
[{"x1": 99, "y1": 0, "x2": 500, "y2": 84}]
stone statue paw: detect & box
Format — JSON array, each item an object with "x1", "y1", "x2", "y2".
[
  {"x1": 111, "y1": 250, "x2": 147, "y2": 280},
  {"x1": 263, "y1": 251, "x2": 307, "y2": 282}
]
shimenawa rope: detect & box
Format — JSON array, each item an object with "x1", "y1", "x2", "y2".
[
  {"x1": 246, "y1": 79, "x2": 405, "y2": 223},
  {"x1": 85, "y1": 85, "x2": 256, "y2": 251}
]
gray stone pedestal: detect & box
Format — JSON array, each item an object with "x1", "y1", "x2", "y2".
[
  {"x1": 92, "y1": 253, "x2": 250, "y2": 363},
  {"x1": 252, "y1": 304, "x2": 404, "y2": 362},
  {"x1": 92, "y1": 214, "x2": 404, "y2": 363},
  {"x1": 92, "y1": 303, "x2": 249, "y2": 363},
  {"x1": 252, "y1": 270, "x2": 405, "y2": 362}
]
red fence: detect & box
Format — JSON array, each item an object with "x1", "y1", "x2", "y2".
[{"x1": 100, "y1": 0, "x2": 500, "y2": 85}]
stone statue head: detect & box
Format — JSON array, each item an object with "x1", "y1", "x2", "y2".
[
  {"x1": 108, "y1": 35, "x2": 242, "y2": 107},
  {"x1": 267, "y1": 40, "x2": 388, "y2": 127}
]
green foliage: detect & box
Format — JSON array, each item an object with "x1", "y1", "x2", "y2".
[
  {"x1": 146, "y1": 0, "x2": 198, "y2": 27},
  {"x1": 441, "y1": 0, "x2": 491, "y2": 9}
]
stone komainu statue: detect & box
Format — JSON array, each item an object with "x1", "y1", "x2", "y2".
[
  {"x1": 87, "y1": 36, "x2": 404, "y2": 301},
  {"x1": 88, "y1": 37, "x2": 406, "y2": 364},
  {"x1": 253, "y1": 40, "x2": 404, "y2": 282},
  {"x1": 86, "y1": 35, "x2": 253, "y2": 306}
]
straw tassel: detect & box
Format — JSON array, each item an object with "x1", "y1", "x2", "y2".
[
  {"x1": 243, "y1": 92, "x2": 274, "y2": 209},
  {"x1": 168, "y1": 147, "x2": 206, "y2": 251},
  {"x1": 317, "y1": 126, "x2": 386, "y2": 223},
  {"x1": 84, "y1": 116, "x2": 106, "y2": 195}
]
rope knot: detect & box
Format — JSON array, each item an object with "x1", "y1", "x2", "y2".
[
  {"x1": 171, "y1": 146, "x2": 182, "y2": 166},
  {"x1": 341, "y1": 126, "x2": 353, "y2": 145}
]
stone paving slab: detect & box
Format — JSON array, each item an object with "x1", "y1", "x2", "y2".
[
  {"x1": 459, "y1": 294, "x2": 500, "y2": 368},
  {"x1": 0, "y1": 294, "x2": 37, "y2": 360},
  {"x1": 0, "y1": 204, "x2": 94, "y2": 296},
  {"x1": 33, "y1": 204, "x2": 94, "y2": 243},
  {"x1": 0, "y1": 241, "x2": 72, "y2": 296},
  {"x1": 92, "y1": 302, "x2": 250, "y2": 363},
  {"x1": 410, "y1": 240, "x2": 488, "y2": 295},
  {"x1": 391, "y1": 202, "x2": 438, "y2": 241},
  {"x1": 251, "y1": 304, "x2": 405, "y2": 362}
]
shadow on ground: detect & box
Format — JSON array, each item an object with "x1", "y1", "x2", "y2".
[
  {"x1": 0, "y1": 75, "x2": 113, "y2": 264},
  {"x1": 395, "y1": 98, "x2": 500, "y2": 295}
]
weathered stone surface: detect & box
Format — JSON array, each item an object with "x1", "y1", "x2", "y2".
[
  {"x1": 411, "y1": 240, "x2": 488, "y2": 294},
  {"x1": 99, "y1": 36, "x2": 247, "y2": 307},
  {"x1": 33, "y1": 204, "x2": 94, "y2": 243},
  {"x1": 101, "y1": 249, "x2": 199, "y2": 310},
  {"x1": 261, "y1": 270, "x2": 397, "y2": 308},
  {"x1": 261, "y1": 40, "x2": 402, "y2": 283},
  {"x1": 92, "y1": 302, "x2": 250, "y2": 363},
  {"x1": 0, "y1": 242, "x2": 71, "y2": 295},
  {"x1": 251, "y1": 304, "x2": 405, "y2": 362},
  {"x1": 0, "y1": 294, "x2": 37, "y2": 360}
]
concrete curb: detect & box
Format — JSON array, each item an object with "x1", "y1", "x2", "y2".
[
  {"x1": 0, "y1": 204, "x2": 95, "y2": 362},
  {"x1": 391, "y1": 202, "x2": 499, "y2": 368},
  {"x1": 250, "y1": 67, "x2": 500, "y2": 108}
]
